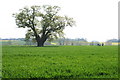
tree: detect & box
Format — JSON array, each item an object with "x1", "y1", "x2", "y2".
[{"x1": 13, "y1": 5, "x2": 75, "y2": 47}]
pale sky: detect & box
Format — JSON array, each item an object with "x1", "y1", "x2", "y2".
[{"x1": 0, "y1": 0, "x2": 119, "y2": 42}]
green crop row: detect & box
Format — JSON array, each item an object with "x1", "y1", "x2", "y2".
[{"x1": 2, "y1": 45, "x2": 118, "y2": 78}]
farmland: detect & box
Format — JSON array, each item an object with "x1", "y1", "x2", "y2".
[{"x1": 2, "y1": 45, "x2": 118, "y2": 78}]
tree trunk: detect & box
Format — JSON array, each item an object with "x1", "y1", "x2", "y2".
[
  {"x1": 37, "y1": 41, "x2": 44, "y2": 47},
  {"x1": 37, "y1": 39, "x2": 45, "y2": 47},
  {"x1": 36, "y1": 35, "x2": 47, "y2": 47},
  {"x1": 36, "y1": 38, "x2": 44, "y2": 47},
  {"x1": 32, "y1": 27, "x2": 48, "y2": 47},
  {"x1": 31, "y1": 27, "x2": 45, "y2": 47}
]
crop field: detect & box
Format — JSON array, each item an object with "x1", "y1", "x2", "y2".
[{"x1": 2, "y1": 45, "x2": 118, "y2": 78}]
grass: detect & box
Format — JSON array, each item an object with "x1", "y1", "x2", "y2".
[{"x1": 2, "y1": 45, "x2": 118, "y2": 78}]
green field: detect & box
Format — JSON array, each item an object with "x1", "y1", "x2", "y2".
[{"x1": 2, "y1": 45, "x2": 118, "y2": 78}]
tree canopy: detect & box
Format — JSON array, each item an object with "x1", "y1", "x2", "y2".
[{"x1": 13, "y1": 5, "x2": 75, "y2": 47}]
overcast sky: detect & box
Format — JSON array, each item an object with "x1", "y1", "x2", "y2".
[{"x1": 0, "y1": 0, "x2": 119, "y2": 42}]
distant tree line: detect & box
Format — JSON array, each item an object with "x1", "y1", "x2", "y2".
[{"x1": 1, "y1": 38, "x2": 119, "y2": 46}]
